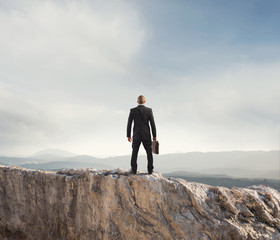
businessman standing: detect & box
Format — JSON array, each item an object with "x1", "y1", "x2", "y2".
[{"x1": 127, "y1": 95, "x2": 157, "y2": 174}]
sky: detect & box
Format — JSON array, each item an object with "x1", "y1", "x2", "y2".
[{"x1": 0, "y1": 0, "x2": 279, "y2": 157}]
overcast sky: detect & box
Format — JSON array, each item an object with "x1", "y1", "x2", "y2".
[{"x1": 0, "y1": 0, "x2": 279, "y2": 157}]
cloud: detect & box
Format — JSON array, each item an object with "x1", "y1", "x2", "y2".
[
  {"x1": 0, "y1": 0, "x2": 279, "y2": 156},
  {"x1": 0, "y1": 0, "x2": 147, "y2": 155},
  {"x1": 151, "y1": 61, "x2": 280, "y2": 152},
  {"x1": 0, "y1": 81, "x2": 57, "y2": 154},
  {"x1": 0, "y1": 0, "x2": 145, "y2": 78}
]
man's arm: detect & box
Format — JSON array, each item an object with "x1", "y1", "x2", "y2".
[
  {"x1": 126, "y1": 109, "x2": 133, "y2": 142},
  {"x1": 149, "y1": 109, "x2": 157, "y2": 139}
]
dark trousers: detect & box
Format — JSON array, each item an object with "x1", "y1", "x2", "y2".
[{"x1": 131, "y1": 132, "x2": 154, "y2": 172}]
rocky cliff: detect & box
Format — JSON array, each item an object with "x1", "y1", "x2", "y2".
[{"x1": 0, "y1": 165, "x2": 279, "y2": 240}]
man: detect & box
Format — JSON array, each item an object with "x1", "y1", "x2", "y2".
[{"x1": 127, "y1": 95, "x2": 157, "y2": 174}]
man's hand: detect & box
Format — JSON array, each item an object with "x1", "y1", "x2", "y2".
[
  {"x1": 127, "y1": 137, "x2": 132, "y2": 142},
  {"x1": 153, "y1": 137, "x2": 157, "y2": 141}
]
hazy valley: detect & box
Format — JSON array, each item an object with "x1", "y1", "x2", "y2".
[{"x1": 1, "y1": 149, "x2": 279, "y2": 191}]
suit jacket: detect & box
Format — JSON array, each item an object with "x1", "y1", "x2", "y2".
[{"x1": 127, "y1": 105, "x2": 156, "y2": 138}]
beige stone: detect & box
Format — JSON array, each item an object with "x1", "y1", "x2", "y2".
[{"x1": 0, "y1": 165, "x2": 279, "y2": 240}]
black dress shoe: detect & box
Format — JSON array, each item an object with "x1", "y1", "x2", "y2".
[
  {"x1": 130, "y1": 169, "x2": 137, "y2": 174},
  {"x1": 148, "y1": 171, "x2": 153, "y2": 174}
]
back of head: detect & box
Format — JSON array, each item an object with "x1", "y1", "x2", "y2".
[{"x1": 137, "y1": 95, "x2": 146, "y2": 104}]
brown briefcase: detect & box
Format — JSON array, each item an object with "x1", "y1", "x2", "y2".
[{"x1": 152, "y1": 140, "x2": 159, "y2": 154}]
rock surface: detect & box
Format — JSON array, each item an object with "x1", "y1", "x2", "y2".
[{"x1": 0, "y1": 165, "x2": 279, "y2": 240}]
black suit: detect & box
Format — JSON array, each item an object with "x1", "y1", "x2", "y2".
[{"x1": 127, "y1": 105, "x2": 157, "y2": 172}]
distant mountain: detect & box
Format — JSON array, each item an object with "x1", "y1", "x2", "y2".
[
  {"x1": 0, "y1": 154, "x2": 111, "y2": 170},
  {"x1": 32, "y1": 149, "x2": 77, "y2": 158},
  {"x1": 21, "y1": 160, "x2": 112, "y2": 171},
  {"x1": 16, "y1": 154, "x2": 112, "y2": 171},
  {"x1": 164, "y1": 171, "x2": 280, "y2": 192},
  {"x1": 0, "y1": 156, "x2": 39, "y2": 165},
  {"x1": 66, "y1": 155, "x2": 100, "y2": 162},
  {"x1": 99, "y1": 150, "x2": 279, "y2": 179},
  {"x1": 163, "y1": 171, "x2": 230, "y2": 178},
  {"x1": 1, "y1": 150, "x2": 278, "y2": 179},
  {"x1": 199, "y1": 168, "x2": 279, "y2": 179}
]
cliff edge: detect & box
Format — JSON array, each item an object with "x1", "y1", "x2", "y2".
[{"x1": 0, "y1": 165, "x2": 279, "y2": 240}]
